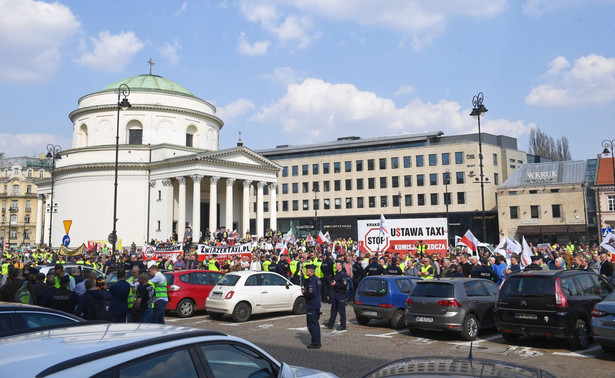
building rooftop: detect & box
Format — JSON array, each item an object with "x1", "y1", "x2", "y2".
[
  {"x1": 98, "y1": 74, "x2": 195, "y2": 98},
  {"x1": 595, "y1": 157, "x2": 615, "y2": 186},
  {"x1": 499, "y1": 160, "x2": 587, "y2": 189}
]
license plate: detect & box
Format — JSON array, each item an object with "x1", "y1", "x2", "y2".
[
  {"x1": 363, "y1": 310, "x2": 377, "y2": 316},
  {"x1": 415, "y1": 316, "x2": 434, "y2": 323},
  {"x1": 514, "y1": 313, "x2": 537, "y2": 320}
]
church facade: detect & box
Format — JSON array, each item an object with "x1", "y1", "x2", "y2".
[{"x1": 38, "y1": 74, "x2": 279, "y2": 249}]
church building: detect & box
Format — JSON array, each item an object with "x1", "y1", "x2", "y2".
[{"x1": 37, "y1": 73, "x2": 280, "y2": 249}]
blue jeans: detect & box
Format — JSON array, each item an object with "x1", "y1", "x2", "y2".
[{"x1": 152, "y1": 300, "x2": 167, "y2": 324}]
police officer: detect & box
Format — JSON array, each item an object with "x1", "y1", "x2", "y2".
[
  {"x1": 385, "y1": 257, "x2": 403, "y2": 275},
  {"x1": 289, "y1": 254, "x2": 301, "y2": 285},
  {"x1": 278, "y1": 254, "x2": 290, "y2": 279},
  {"x1": 352, "y1": 256, "x2": 365, "y2": 291},
  {"x1": 365, "y1": 257, "x2": 385, "y2": 276},
  {"x1": 302, "y1": 264, "x2": 321, "y2": 349},
  {"x1": 469, "y1": 256, "x2": 498, "y2": 282},
  {"x1": 320, "y1": 253, "x2": 334, "y2": 303},
  {"x1": 323, "y1": 261, "x2": 348, "y2": 331}
]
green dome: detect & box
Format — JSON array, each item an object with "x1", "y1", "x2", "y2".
[{"x1": 100, "y1": 74, "x2": 194, "y2": 97}]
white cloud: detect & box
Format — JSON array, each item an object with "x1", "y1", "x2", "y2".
[
  {"x1": 237, "y1": 32, "x2": 270, "y2": 56},
  {"x1": 157, "y1": 39, "x2": 182, "y2": 65},
  {"x1": 75, "y1": 31, "x2": 144, "y2": 73},
  {"x1": 217, "y1": 99, "x2": 256, "y2": 123},
  {"x1": 0, "y1": 133, "x2": 72, "y2": 158},
  {"x1": 239, "y1": 2, "x2": 317, "y2": 49},
  {"x1": 0, "y1": 0, "x2": 80, "y2": 82},
  {"x1": 526, "y1": 54, "x2": 615, "y2": 107},
  {"x1": 394, "y1": 85, "x2": 414, "y2": 95},
  {"x1": 261, "y1": 67, "x2": 307, "y2": 85},
  {"x1": 175, "y1": 2, "x2": 187, "y2": 16},
  {"x1": 251, "y1": 77, "x2": 534, "y2": 141},
  {"x1": 238, "y1": 0, "x2": 507, "y2": 50},
  {"x1": 522, "y1": 0, "x2": 611, "y2": 16}
]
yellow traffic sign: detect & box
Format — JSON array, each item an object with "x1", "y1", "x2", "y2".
[{"x1": 63, "y1": 220, "x2": 72, "y2": 235}]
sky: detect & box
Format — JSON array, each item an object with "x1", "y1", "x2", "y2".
[{"x1": 0, "y1": 0, "x2": 614, "y2": 160}]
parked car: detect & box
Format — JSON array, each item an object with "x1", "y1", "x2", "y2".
[
  {"x1": 36, "y1": 264, "x2": 107, "y2": 285},
  {"x1": 0, "y1": 302, "x2": 84, "y2": 337},
  {"x1": 591, "y1": 289, "x2": 615, "y2": 353},
  {"x1": 0, "y1": 323, "x2": 337, "y2": 377},
  {"x1": 495, "y1": 270, "x2": 614, "y2": 349},
  {"x1": 206, "y1": 271, "x2": 305, "y2": 322},
  {"x1": 404, "y1": 278, "x2": 499, "y2": 341},
  {"x1": 164, "y1": 269, "x2": 225, "y2": 318},
  {"x1": 354, "y1": 275, "x2": 421, "y2": 329}
]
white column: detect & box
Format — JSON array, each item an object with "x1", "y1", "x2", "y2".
[
  {"x1": 162, "y1": 179, "x2": 174, "y2": 240},
  {"x1": 242, "y1": 180, "x2": 251, "y2": 237},
  {"x1": 35, "y1": 195, "x2": 43, "y2": 246},
  {"x1": 177, "y1": 176, "x2": 187, "y2": 242},
  {"x1": 191, "y1": 175, "x2": 203, "y2": 244},
  {"x1": 256, "y1": 181, "x2": 265, "y2": 237},
  {"x1": 225, "y1": 178, "x2": 235, "y2": 232},
  {"x1": 269, "y1": 183, "x2": 277, "y2": 232},
  {"x1": 209, "y1": 176, "x2": 219, "y2": 238}
]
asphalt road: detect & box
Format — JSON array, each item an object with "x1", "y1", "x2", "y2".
[{"x1": 165, "y1": 306, "x2": 615, "y2": 378}]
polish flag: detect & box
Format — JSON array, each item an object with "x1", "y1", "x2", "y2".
[
  {"x1": 458, "y1": 230, "x2": 480, "y2": 252},
  {"x1": 520, "y1": 237, "x2": 534, "y2": 269},
  {"x1": 317, "y1": 231, "x2": 328, "y2": 245}
]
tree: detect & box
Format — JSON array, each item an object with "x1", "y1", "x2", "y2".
[{"x1": 529, "y1": 126, "x2": 571, "y2": 161}]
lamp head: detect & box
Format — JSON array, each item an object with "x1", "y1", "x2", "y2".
[
  {"x1": 603, "y1": 147, "x2": 610, "y2": 156},
  {"x1": 120, "y1": 97, "x2": 131, "y2": 110}
]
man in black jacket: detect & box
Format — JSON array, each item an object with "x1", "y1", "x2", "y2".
[
  {"x1": 320, "y1": 253, "x2": 334, "y2": 303},
  {"x1": 599, "y1": 252, "x2": 614, "y2": 279}
]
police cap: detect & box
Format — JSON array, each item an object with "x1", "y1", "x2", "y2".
[{"x1": 305, "y1": 264, "x2": 317, "y2": 270}]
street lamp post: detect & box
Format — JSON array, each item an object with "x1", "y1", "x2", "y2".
[
  {"x1": 110, "y1": 84, "x2": 131, "y2": 253},
  {"x1": 46, "y1": 144, "x2": 62, "y2": 250},
  {"x1": 470, "y1": 92, "x2": 488, "y2": 242},
  {"x1": 444, "y1": 169, "x2": 450, "y2": 249}
]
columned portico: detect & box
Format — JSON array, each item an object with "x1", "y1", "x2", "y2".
[
  {"x1": 191, "y1": 174, "x2": 203, "y2": 243},
  {"x1": 269, "y1": 183, "x2": 277, "y2": 232},
  {"x1": 209, "y1": 176, "x2": 219, "y2": 233},
  {"x1": 243, "y1": 180, "x2": 251, "y2": 237},
  {"x1": 162, "y1": 179, "x2": 174, "y2": 237},
  {"x1": 177, "y1": 176, "x2": 187, "y2": 241},
  {"x1": 256, "y1": 181, "x2": 265, "y2": 237},
  {"x1": 225, "y1": 178, "x2": 235, "y2": 231}
]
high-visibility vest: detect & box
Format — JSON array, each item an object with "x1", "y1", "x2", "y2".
[
  {"x1": 314, "y1": 260, "x2": 323, "y2": 278},
  {"x1": 262, "y1": 260, "x2": 271, "y2": 271},
  {"x1": 127, "y1": 276, "x2": 137, "y2": 309},
  {"x1": 1, "y1": 262, "x2": 9, "y2": 275},
  {"x1": 153, "y1": 275, "x2": 168, "y2": 300},
  {"x1": 417, "y1": 244, "x2": 426, "y2": 253},
  {"x1": 76, "y1": 260, "x2": 84, "y2": 265},
  {"x1": 289, "y1": 260, "x2": 298, "y2": 275},
  {"x1": 421, "y1": 265, "x2": 434, "y2": 279},
  {"x1": 208, "y1": 259, "x2": 219, "y2": 271}
]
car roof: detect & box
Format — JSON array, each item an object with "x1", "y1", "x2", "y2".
[
  {"x1": 0, "y1": 324, "x2": 227, "y2": 377},
  {"x1": 164, "y1": 269, "x2": 222, "y2": 275},
  {"x1": 415, "y1": 278, "x2": 490, "y2": 284},
  {"x1": 362, "y1": 275, "x2": 421, "y2": 280},
  {"x1": 0, "y1": 302, "x2": 82, "y2": 318},
  {"x1": 508, "y1": 270, "x2": 594, "y2": 277}
]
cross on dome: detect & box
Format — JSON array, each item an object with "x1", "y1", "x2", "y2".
[{"x1": 147, "y1": 58, "x2": 155, "y2": 75}]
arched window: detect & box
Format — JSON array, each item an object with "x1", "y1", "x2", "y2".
[
  {"x1": 25, "y1": 214, "x2": 30, "y2": 223},
  {"x1": 10, "y1": 214, "x2": 16, "y2": 225},
  {"x1": 127, "y1": 120, "x2": 143, "y2": 145},
  {"x1": 186, "y1": 125, "x2": 198, "y2": 148},
  {"x1": 79, "y1": 124, "x2": 88, "y2": 147}
]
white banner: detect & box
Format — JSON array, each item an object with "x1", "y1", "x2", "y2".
[
  {"x1": 142, "y1": 243, "x2": 184, "y2": 261},
  {"x1": 357, "y1": 218, "x2": 447, "y2": 256}
]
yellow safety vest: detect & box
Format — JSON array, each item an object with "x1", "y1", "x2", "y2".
[
  {"x1": 289, "y1": 260, "x2": 298, "y2": 275},
  {"x1": 153, "y1": 276, "x2": 168, "y2": 299},
  {"x1": 127, "y1": 276, "x2": 137, "y2": 309},
  {"x1": 208, "y1": 259, "x2": 219, "y2": 271},
  {"x1": 1, "y1": 262, "x2": 9, "y2": 275},
  {"x1": 314, "y1": 260, "x2": 323, "y2": 278},
  {"x1": 262, "y1": 260, "x2": 271, "y2": 271},
  {"x1": 421, "y1": 265, "x2": 434, "y2": 279}
]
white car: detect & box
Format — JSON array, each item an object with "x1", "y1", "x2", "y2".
[
  {"x1": 0, "y1": 323, "x2": 337, "y2": 377},
  {"x1": 206, "y1": 271, "x2": 306, "y2": 322}
]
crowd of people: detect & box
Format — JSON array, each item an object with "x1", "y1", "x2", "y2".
[{"x1": 0, "y1": 230, "x2": 613, "y2": 332}]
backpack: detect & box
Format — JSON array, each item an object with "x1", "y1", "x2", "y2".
[
  {"x1": 15, "y1": 280, "x2": 32, "y2": 304},
  {"x1": 87, "y1": 291, "x2": 112, "y2": 321}
]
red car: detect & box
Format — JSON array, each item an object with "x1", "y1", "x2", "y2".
[{"x1": 163, "y1": 269, "x2": 225, "y2": 318}]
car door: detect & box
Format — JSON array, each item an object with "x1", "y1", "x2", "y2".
[
  {"x1": 243, "y1": 274, "x2": 264, "y2": 312},
  {"x1": 187, "y1": 272, "x2": 208, "y2": 310},
  {"x1": 480, "y1": 280, "x2": 500, "y2": 326},
  {"x1": 463, "y1": 280, "x2": 492, "y2": 326},
  {"x1": 260, "y1": 273, "x2": 293, "y2": 311}
]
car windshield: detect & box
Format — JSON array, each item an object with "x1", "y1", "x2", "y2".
[
  {"x1": 358, "y1": 279, "x2": 387, "y2": 297},
  {"x1": 501, "y1": 276, "x2": 554, "y2": 296},
  {"x1": 217, "y1": 274, "x2": 241, "y2": 286},
  {"x1": 411, "y1": 282, "x2": 454, "y2": 298}
]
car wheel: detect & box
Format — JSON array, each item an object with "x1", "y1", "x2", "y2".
[
  {"x1": 569, "y1": 319, "x2": 590, "y2": 350},
  {"x1": 208, "y1": 312, "x2": 224, "y2": 320},
  {"x1": 176, "y1": 299, "x2": 195, "y2": 318},
  {"x1": 501, "y1": 333, "x2": 521, "y2": 343},
  {"x1": 356, "y1": 315, "x2": 370, "y2": 326},
  {"x1": 232, "y1": 302, "x2": 252, "y2": 322},
  {"x1": 601, "y1": 344, "x2": 615, "y2": 353},
  {"x1": 390, "y1": 309, "x2": 405, "y2": 329},
  {"x1": 292, "y1": 297, "x2": 306, "y2": 315},
  {"x1": 461, "y1": 314, "x2": 479, "y2": 341}
]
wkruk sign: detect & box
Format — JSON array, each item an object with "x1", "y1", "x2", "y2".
[{"x1": 357, "y1": 218, "x2": 447, "y2": 256}]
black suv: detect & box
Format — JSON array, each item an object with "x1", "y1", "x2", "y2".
[{"x1": 495, "y1": 270, "x2": 614, "y2": 349}]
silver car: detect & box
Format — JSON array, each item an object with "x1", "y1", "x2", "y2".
[
  {"x1": 404, "y1": 278, "x2": 499, "y2": 341},
  {"x1": 592, "y1": 290, "x2": 615, "y2": 353}
]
